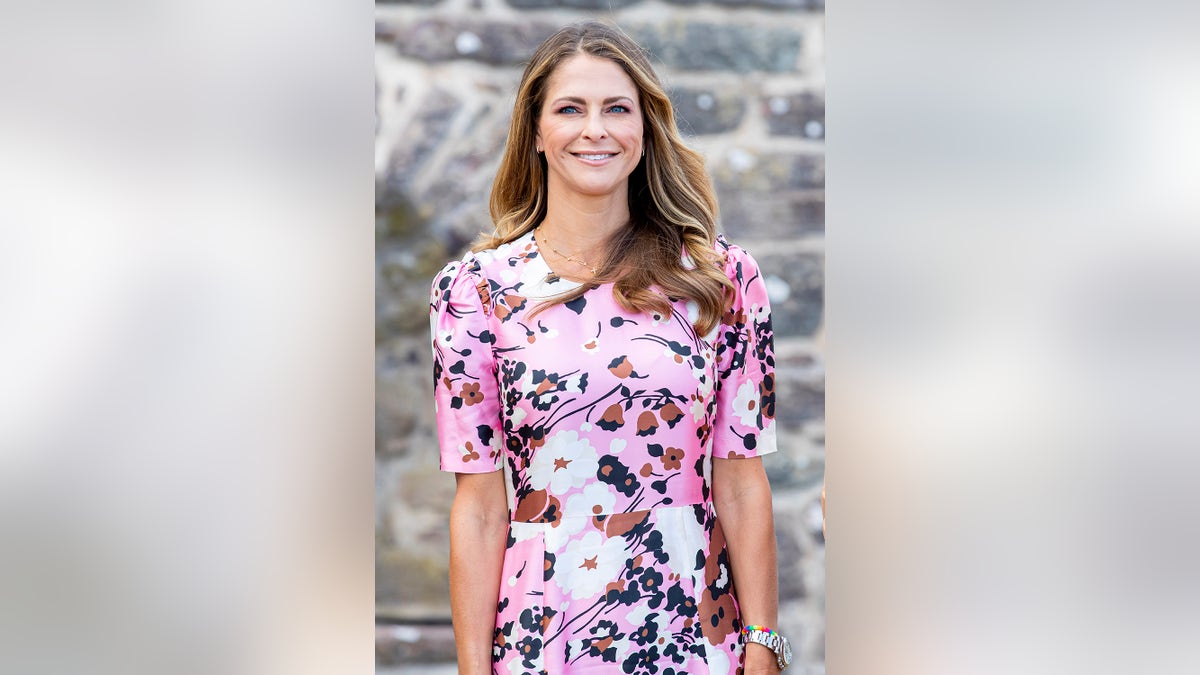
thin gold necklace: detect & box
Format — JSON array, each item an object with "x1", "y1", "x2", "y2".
[{"x1": 535, "y1": 227, "x2": 600, "y2": 276}]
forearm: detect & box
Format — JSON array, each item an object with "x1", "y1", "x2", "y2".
[
  {"x1": 449, "y1": 498, "x2": 508, "y2": 674},
  {"x1": 717, "y1": 483, "x2": 779, "y2": 630},
  {"x1": 713, "y1": 459, "x2": 780, "y2": 673}
]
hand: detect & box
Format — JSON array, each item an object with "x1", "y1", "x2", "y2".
[
  {"x1": 744, "y1": 643, "x2": 782, "y2": 673},
  {"x1": 821, "y1": 481, "x2": 826, "y2": 535}
]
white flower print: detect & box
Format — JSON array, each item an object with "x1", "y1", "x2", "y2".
[
  {"x1": 508, "y1": 405, "x2": 527, "y2": 428},
  {"x1": 517, "y1": 259, "x2": 548, "y2": 288},
  {"x1": 505, "y1": 657, "x2": 527, "y2": 675},
  {"x1": 695, "y1": 366, "x2": 715, "y2": 399},
  {"x1": 624, "y1": 602, "x2": 651, "y2": 630},
  {"x1": 655, "y1": 507, "x2": 707, "y2": 578},
  {"x1": 560, "y1": 482, "x2": 618, "y2": 536},
  {"x1": 706, "y1": 646, "x2": 734, "y2": 675},
  {"x1": 528, "y1": 430, "x2": 599, "y2": 493},
  {"x1": 565, "y1": 482, "x2": 618, "y2": 518},
  {"x1": 749, "y1": 302, "x2": 770, "y2": 323},
  {"x1": 556, "y1": 530, "x2": 625, "y2": 600},
  {"x1": 563, "y1": 371, "x2": 588, "y2": 394},
  {"x1": 730, "y1": 379, "x2": 760, "y2": 428},
  {"x1": 472, "y1": 248, "x2": 497, "y2": 267},
  {"x1": 690, "y1": 394, "x2": 707, "y2": 424}
]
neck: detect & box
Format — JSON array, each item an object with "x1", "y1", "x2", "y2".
[{"x1": 540, "y1": 188, "x2": 630, "y2": 252}]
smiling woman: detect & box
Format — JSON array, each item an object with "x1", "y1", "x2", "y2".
[
  {"x1": 430, "y1": 20, "x2": 790, "y2": 675},
  {"x1": 536, "y1": 55, "x2": 644, "y2": 206}
]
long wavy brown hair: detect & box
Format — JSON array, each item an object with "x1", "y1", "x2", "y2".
[{"x1": 473, "y1": 20, "x2": 732, "y2": 336}]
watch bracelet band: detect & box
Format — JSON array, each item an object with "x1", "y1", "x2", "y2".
[
  {"x1": 742, "y1": 625, "x2": 790, "y2": 669},
  {"x1": 745, "y1": 629, "x2": 780, "y2": 650}
]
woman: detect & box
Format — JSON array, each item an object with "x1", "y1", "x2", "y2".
[{"x1": 430, "y1": 20, "x2": 790, "y2": 675}]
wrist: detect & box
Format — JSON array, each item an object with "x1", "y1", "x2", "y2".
[
  {"x1": 741, "y1": 624, "x2": 793, "y2": 670},
  {"x1": 743, "y1": 644, "x2": 782, "y2": 670}
]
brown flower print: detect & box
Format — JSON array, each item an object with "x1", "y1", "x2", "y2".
[
  {"x1": 635, "y1": 411, "x2": 659, "y2": 436},
  {"x1": 514, "y1": 489, "x2": 563, "y2": 524},
  {"x1": 597, "y1": 403, "x2": 625, "y2": 431},
  {"x1": 459, "y1": 382, "x2": 484, "y2": 406},
  {"x1": 658, "y1": 402, "x2": 684, "y2": 428},
  {"x1": 608, "y1": 355, "x2": 634, "y2": 378},
  {"x1": 659, "y1": 446, "x2": 685, "y2": 471}
]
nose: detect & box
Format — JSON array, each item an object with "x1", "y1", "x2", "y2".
[{"x1": 581, "y1": 110, "x2": 608, "y2": 140}]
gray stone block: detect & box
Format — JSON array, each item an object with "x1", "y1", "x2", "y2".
[
  {"x1": 389, "y1": 19, "x2": 560, "y2": 65},
  {"x1": 714, "y1": 152, "x2": 825, "y2": 239},
  {"x1": 764, "y1": 93, "x2": 825, "y2": 138},
  {"x1": 629, "y1": 21, "x2": 802, "y2": 72},
  {"x1": 756, "y1": 250, "x2": 823, "y2": 338},
  {"x1": 670, "y1": 87, "x2": 746, "y2": 135},
  {"x1": 376, "y1": 624, "x2": 456, "y2": 667},
  {"x1": 664, "y1": 0, "x2": 823, "y2": 8},
  {"x1": 384, "y1": 19, "x2": 801, "y2": 72},
  {"x1": 384, "y1": 88, "x2": 462, "y2": 192},
  {"x1": 506, "y1": 0, "x2": 644, "y2": 7},
  {"x1": 775, "y1": 368, "x2": 824, "y2": 431},
  {"x1": 775, "y1": 517, "x2": 808, "y2": 601}
]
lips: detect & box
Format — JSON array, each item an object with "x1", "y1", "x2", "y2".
[{"x1": 572, "y1": 152, "x2": 618, "y2": 161}]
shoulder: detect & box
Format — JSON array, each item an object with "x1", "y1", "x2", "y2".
[
  {"x1": 431, "y1": 233, "x2": 541, "y2": 308},
  {"x1": 432, "y1": 251, "x2": 480, "y2": 295},
  {"x1": 430, "y1": 250, "x2": 490, "y2": 313},
  {"x1": 436, "y1": 233, "x2": 539, "y2": 285},
  {"x1": 713, "y1": 233, "x2": 764, "y2": 284}
]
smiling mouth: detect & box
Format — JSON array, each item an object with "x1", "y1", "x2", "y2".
[{"x1": 572, "y1": 152, "x2": 618, "y2": 161}]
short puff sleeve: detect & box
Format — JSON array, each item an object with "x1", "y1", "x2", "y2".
[
  {"x1": 430, "y1": 256, "x2": 503, "y2": 473},
  {"x1": 711, "y1": 240, "x2": 779, "y2": 459}
]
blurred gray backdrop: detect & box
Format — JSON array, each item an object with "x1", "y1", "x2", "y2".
[{"x1": 375, "y1": 1, "x2": 825, "y2": 671}]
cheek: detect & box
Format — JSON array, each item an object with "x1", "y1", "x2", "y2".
[{"x1": 619, "y1": 120, "x2": 644, "y2": 145}]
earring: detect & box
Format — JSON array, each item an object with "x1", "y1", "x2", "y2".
[{"x1": 537, "y1": 146, "x2": 543, "y2": 153}]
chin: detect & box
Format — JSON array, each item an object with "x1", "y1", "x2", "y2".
[{"x1": 568, "y1": 177, "x2": 631, "y2": 198}]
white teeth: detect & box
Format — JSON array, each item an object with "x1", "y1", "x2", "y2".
[{"x1": 576, "y1": 153, "x2": 615, "y2": 160}]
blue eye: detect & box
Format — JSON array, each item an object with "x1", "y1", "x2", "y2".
[
  {"x1": 557, "y1": 105, "x2": 580, "y2": 114},
  {"x1": 608, "y1": 105, "x2": 630, "y2": 113}
]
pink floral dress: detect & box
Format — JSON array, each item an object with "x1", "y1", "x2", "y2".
[{"x1": 430, "y1": 230, "x2": 777, "y2": 675}]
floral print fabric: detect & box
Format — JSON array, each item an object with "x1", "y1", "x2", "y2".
[{"x1": 430, "y1": 230, "x2": 777, "y2": 675}]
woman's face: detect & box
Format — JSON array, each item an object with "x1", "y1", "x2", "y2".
[{"x1": 536, "y1": 54, "x2": 644, "y2": 203}]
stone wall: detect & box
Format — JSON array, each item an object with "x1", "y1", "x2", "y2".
[{"x1": 376, "y1": 1, "x2": 825, "y2": 671}]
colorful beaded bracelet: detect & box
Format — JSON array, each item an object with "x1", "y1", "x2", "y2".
[{"x1": 742, "y1": 624, "x2": 776, "y2": 636}]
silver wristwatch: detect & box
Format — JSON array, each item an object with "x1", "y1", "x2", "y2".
[{"x1": 742, "y1": 627, "x2": 793, "y2": 669}]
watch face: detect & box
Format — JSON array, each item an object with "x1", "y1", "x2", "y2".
[{"x1": 781, "y1": 637, "x2": 793, "y2": 667}]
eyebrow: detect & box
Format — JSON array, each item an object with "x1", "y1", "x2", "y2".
[{"x1": 551, "y1": 96, "x2": 636, "y2": 106}]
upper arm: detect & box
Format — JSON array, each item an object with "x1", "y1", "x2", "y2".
[
  {"x1": 711, "y1": 242, "x2": 779, "y2": 461},
  {"x1": 431, "y1": 259, "x2": 504, "y2": 474}
]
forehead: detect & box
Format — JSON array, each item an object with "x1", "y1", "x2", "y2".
[{"x1": 544, "y1": 54, "x2": 639, "y2": 100}]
